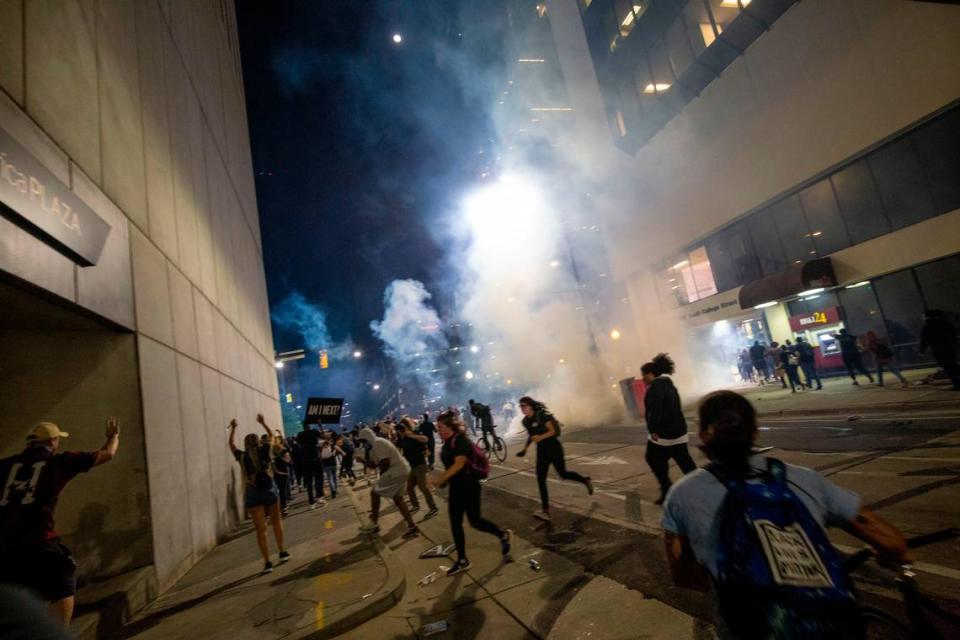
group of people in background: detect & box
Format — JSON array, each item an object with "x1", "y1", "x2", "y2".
[{"x1": 736, "y1": 310, "x2": 960, "y2": 392}]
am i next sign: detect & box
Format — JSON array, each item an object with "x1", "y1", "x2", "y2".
[{"x1": 303, "y1": 397, "x2": 344, "y2": 425}]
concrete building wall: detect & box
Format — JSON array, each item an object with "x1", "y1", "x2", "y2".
[{"x1": 0, "y1": 0, "x2": 278, "y2": 590}]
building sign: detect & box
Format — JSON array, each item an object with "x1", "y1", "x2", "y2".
[
  {"x1": 0, "y1": 126, "x2": 110, "y2": 266},
  {"x1": 678, "y1": 287, "x2": 745, "y2": 327},
  {"x1": 789, "y1": 306, "x2": 841, "y2": 332},
  {"x1": 303, "y1": 397, "x2": 344, "y2": 425}
]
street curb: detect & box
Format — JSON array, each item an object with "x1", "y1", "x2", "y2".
[
  {"x1": 750, "y1": 398, "x2": 960, "y2": 419},
  {"x1": 304, "y1": 484, "x2": 406, "y2": 640}
]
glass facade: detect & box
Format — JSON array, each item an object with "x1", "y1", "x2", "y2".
[
  {"x1": 581, "y1": 0, "x2": 797, "y2": 151},
  {"x1": 665, "y1": 103, "x2": 960, "y2": 297}
]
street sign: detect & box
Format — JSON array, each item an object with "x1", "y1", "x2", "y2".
[{"x1": 304, "y1": 397, "x2": 343, "y2": 424}]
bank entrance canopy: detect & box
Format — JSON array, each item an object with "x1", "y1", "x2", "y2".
[{"x1": 738, "y1": 258, "x2": 838, "y2": 310}]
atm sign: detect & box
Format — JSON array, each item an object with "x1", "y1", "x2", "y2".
[{"x1": 789, "y1": 306, "x2": 840, "y2": 332}]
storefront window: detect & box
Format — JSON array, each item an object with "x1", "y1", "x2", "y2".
[
  {"x1": 667, "y1": 245, "x2": 718, "y2": 304},
  {"x1": 798, "y1": 179, "x2": 850, "y2": 256},
  {"x1": 868, "y1": 137, "x2": 936, "y2": 231},
  {"x1": 915, "y1": 254, "x2": 960, "y2": 319},
  {"x1": 771, "y1": 195, "x2": 816, "y2": 264},
  {"x1": 837, "y1": 283, "x2": 885, "y2": 340},
  {"x1": 689, "y1": 246, "x2": 718, "y2": 300},
  {"x1": 873, "y1": 270, "x2": 926, "y2": 364},
  {"x1": 787, "y1": 291, "x2": 839, "y2": 318},
  {"x1": 831, "y1": 159, "x2": 890, "y2": 245}
]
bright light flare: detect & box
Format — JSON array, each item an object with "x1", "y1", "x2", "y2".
[
  {"x1": 462, "y1": 175, "x2": 550, "y2": 264},
  {"x1": 373, "y1": 384, "x2": 381, "y2": 390},
  {"x1": 352, "y1": 350, "x2": 363, "y2": 359},
  {"x1": 274, "y1": 361, "x2": 284, "y2": 369},
  {"x1": 469, "y1": 344, "x2": 480, "y2": 353},
  {"x1": 610, "y1": 328, "x2": 621, "y2": 340},
  {"x1": 392, "y1": 33, "x2": 403, "y2": 44},
  {"x1": 464, "y1": 370, "x2": 475, "y2": 380}
]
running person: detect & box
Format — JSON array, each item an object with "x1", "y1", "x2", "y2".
[
  {"x1": 430, "y1": 409, "x2": 511, "y2": 576},
  {"x1": 229, "y1": 414, "x2": 290, "y2": 575},
  {"x1": 0, "y1": 418, "x2": 119, "y2": 627},
  {"x1": 516, "y1": 396, "x2": 593, "y2": 521},
  {"x1": 397, "y1": 418, "x2": 438, "y2": 518},
  {"x1": 663, "y1": 390, "x2": 910, "y2": 638},
  {"x1": 642, "y1": 353, "x2": 697, "y2": 505}
]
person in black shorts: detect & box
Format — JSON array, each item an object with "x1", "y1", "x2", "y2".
[
  {"x1": 430, "y1": 409, "x2": 511, "y2": 576},
  {"x1": 229, "y1": 414, "x2": 290, "y2": 575},
  {"x1": 0, "y1": 418, "x2": 120, "y2": 627},
  {"x1": 516, "y1": 396, "x2": 593, "y2": 522}
]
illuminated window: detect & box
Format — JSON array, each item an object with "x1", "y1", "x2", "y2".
[
  {"x1": 710, "y1": 0, "x2": 745, "y2": 32},
  {"x1": 668, "y1": 246, "x2": 718, "y2": 303},
  {"x1": 615, "y1": 1, "x2": 648, "y2": 38}
]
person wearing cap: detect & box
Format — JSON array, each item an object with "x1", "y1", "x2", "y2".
[{"x1": 0, "y1": 418, "x2": 120, "y2": 627}]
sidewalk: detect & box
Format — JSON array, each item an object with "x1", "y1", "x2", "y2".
[
  {"x1": 115, "y1": 485, "x2": 403, "y2": 640},
  {"x1": 113, "y1": 476, "x2": 710, "y2": 640},
  {"x1": 697, "y1": 367, "x2": 960, "y2": 418}
]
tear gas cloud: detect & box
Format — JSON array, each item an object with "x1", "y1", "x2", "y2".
[
  {"x1": 273, "y1": 292, "x2": 355, "y2": 359},
  {"x1": 370, "y1": 279, "x2": 449, "y2": 402}
]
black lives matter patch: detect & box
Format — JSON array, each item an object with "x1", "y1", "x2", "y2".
[{"x1": 754, "y1": 519, "x2": 835, "y2": 588}]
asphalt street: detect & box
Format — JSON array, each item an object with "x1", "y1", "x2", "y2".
[{"x1": 474, "y1": 413, "x2": 960, "y2": 628}]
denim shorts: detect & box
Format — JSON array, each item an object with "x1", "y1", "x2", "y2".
[{"x1": 244, "y1": 482, "x2": 279, "y2": 509}]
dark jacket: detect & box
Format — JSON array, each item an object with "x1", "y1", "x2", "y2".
[
  {"x1": 644, "y1": 377, "x2": 687, "y2": 440},
  {"x1": 749, "y1": 344, "x2": 766, "y2": 363},
  {"x1": 920, "y1": 314, "x2": 957, "y2": 361},
  {"x1": 796, "y1": 341, "x2": 815, "y2": 363},
  {"x1": 836, "y1": 333, "x2": 860, "y2": 359}
]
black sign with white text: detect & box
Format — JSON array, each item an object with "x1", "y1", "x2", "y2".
[
  {"x1": 0, "y1": 125, "x2": 111, "y2": 266},
  {"x1": 304, "y1": 397, "x2": 344, "y2": 424}
]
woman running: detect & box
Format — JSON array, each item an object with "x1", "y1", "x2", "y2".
[
  {"x1": 430, "y1": 409, "x2": 511, "y2": 576},
  {"x1": 229, "y1": 414, "x2": 290, "y2": 574},
  {"x1": 641, "y1": 353, "x2": 696, "y2": 505},
  {"x1": 516, "y1": 396, "x2": 593, "y2": 522}
]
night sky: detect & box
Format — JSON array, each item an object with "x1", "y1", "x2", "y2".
[{"x1": 236, "y1": 1, "x2": 507, "y2": 358}]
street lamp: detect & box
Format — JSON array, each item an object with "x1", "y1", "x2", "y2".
[
  {"x1": 469, "y1": 345, "x2": 480, "y2": 353},
  {"x1": 353, "y1": 350, "x2": 363, "y2": 359},
  {"x1": 465, "y1": 370, "x2": 475, "y2": 380},
  {"x1": 610, "y1": 328, "x2": 621, "y2": 340},
  {"x1": 392, "y1": 33, "x2": 403, "y2": 44},
  {"x1": 373, "y1": 384, "x2": 381, "y2": 391},
  {"x1": 274, "y1": 361, "x2": 284, "y2": 369}
]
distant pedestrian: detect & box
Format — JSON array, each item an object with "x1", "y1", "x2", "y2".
[
  {"x1": 517, "y1": 396, "x2": 594, "y2": 521},
  {"x1": 319, "y1": 431, "x2": 342, "y2": 499},
  {"x1": 794, "y1": 336, "x2": 822, "y2": 390},
  {"x1": 780, "y1": 340, "x2": 805, "y2": 393},
  {"x1": 357, "y1": 427, "x2": 419, "y2": 538},
  {"x1": 767, "y1": 342, "x2": 787, "y2": 388},
  {"x1": 864, "y1": 330, "x2": 908, "y2": 388},
  {"x1": 501, "y1": 401, "x2": 516, "y2": 426},
  {"x1": 419, "y1": 412, "x2": 437, "y2": 469},
  {"x1": 641, "y1": 354, "x2": 697, "y2": 505},
  {"x1": 0, "y1": 418, "x2": 120, "y2": 627},
  {"x1": 834, "y1": 328, "x2": 874, "y2": 385},
  {"x1": 296, "y1": 423, "x2": 325, "y2": 508},
  {"x1": 229, "y1": 414, "x2": 289, "y2": 575},
  {"x1": 737, "y1": 349, "x2": 754, "y2": 384},
  {"x1": 920, "y1": 309, "x2": 960, "y2": 390},
  {"x1": 748, "y1": 341, "x2": 769, "y2": 383},
  {"x1": 397, "y1": 418, "x2": 438, "y2": 518},
  {"x1": 430, "y1": 409, "x2": 512, "y2": 576},
  {"x1": 272, "y1": 433, "x2": 293, "y2": 517},
  {"x1": 337, "y1": 434, "x2": 357, "y2": 485}
]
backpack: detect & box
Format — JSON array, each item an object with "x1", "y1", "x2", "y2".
[
  {"x1": 452, "y1": 434, "x2": 490, "y2": 479},
  {"x1": 707, "y1": 459, "x2": 858, "y2": 639},
  {"x1": 787, "y1": 351, "x2": 800, "y2": 366}
]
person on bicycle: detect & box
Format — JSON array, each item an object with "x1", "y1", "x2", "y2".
[
  {"x1": 662, "y1": 390, "x2": 910, "y2": 638},
  {"x1": 469, "y1": 400, "x2": 495, "y2": 440},
  {"x1": 516, "y1": 396, "x2": 593, "y2": 522}
]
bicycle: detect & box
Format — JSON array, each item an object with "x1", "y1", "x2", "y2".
[
  {"x1": 478, "y1": 427, "x2": 507, "y2": 463},
  {"x1": 846, "y1": 527, "x2": 960, "y2": 639}
]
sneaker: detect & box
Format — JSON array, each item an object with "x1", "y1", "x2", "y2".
[
  {"x1": 402, "y1": 526, "x2": 420, "y2": 539},
  {"x1": 317, "y1": 499, "x2": 327, "y2": 507},
  {"x1": 261, "y1": 561, "x2": 274, "y2": 575},
  {"x1": 532, "y1": 510, "x2": 551, "y2": 522},
  {"x1": 309, "y1": 502, "x2": 318, "y2": 510},
  {"x1": 359, "y1": 521, "x2": 380, "y2": 534},
  {"x1": 585, "y1": 477, "x2": 594, "y2": 496},
  {"x1": 447, "y1": 558, "x2": 472, "y2": 576},
  {"x1": 278, "y1": 551, "x2": 291, "y2": 564},
  {"x1": 500, "y1": 529, "x2": 513, "y2": 556},
  {"x1": 410, "y1": 505, "x2": 421, "y2": 514},
  {"x1": 423, "y1": 507, "x2": 439, "y2": 520},
  {"x1": 852, "y1": 380, "x2": 860, "y2": 386}
]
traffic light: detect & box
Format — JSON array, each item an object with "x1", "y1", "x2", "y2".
[{"x1": 319, "y1": 350, "x2": 329, "y2": 369}]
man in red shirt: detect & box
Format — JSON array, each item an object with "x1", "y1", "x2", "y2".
[{"x1": 0, "y1": 418, "x2": 120, "y2": 627}]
